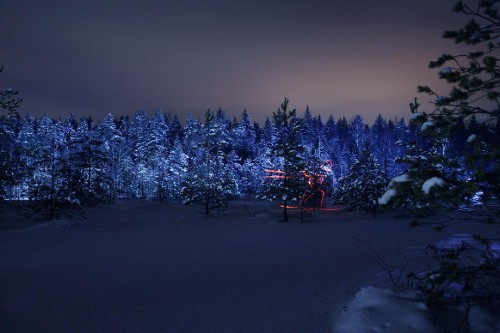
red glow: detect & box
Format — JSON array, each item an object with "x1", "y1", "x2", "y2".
[
  {"x1": 263, "y1": 169, "x2": 291, "y2": 179},
  {"x1": 279, "y1": 204, "x2": 342, "y2": 211},
  {"x1": 264, "y1": 160, "x2": 334, "y2": 210},
  {"x1": 264, "y1": 169, "x2": 286, "y2": 174}
]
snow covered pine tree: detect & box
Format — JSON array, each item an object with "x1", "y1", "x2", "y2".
[
  {"x1": 380, "y1": 1, "x2": 500, "y2": 221},
  {"x1": 333, "y1": 146, "x2": 387, "y2": 213},
  {"x1": 180, "y1": 109, "x2": 239, "y2": 214},
  {"x1": 378, "y1": 1, "x2": 500, "y2": 328},
  {"x1": 259, "y1": 99, "x2": 306, "y2": 222}
]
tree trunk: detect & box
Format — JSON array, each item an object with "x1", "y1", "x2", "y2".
[
  {"x1": 282, "y1": 172, "x2": 289, "y2": 222},
  {"x1": 204, "y1": 196, "x2": 209, "y2": 215},
  {"x1": 282, "y1": 199, "x2": 288, "y2": 222}
]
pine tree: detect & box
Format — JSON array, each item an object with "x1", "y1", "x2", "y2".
[
  {"x1": 14, "y1": 115, "x2": 37, "y2": 198},
  {"x1": 259, "y1": 99, "x2": 306, "y2": 222},
  {"x1": 371, "y1": 114, "x2": 388, "y2": 173},
  {"x1": 336, "y1": 117, "x2": 350, "y2": 143},
  {"x1": 371, "y1": 114, "x2": 407, "y2": 179},
  {"x1": 349, "y1": 115, "x2": 370, "y2": 155},
  {"x1": 333, "y1": 146, "x2": 387, "y2": 212},
  {"x1": 169, "y1": 115, "x2": 183, "y2": 143},
  {"x1": 164, "y1": 138, "x2": 187, "y2": 201},
  {"x1": 97, "y1": 113, "x2": 127, "y2": 201},
  {"x1": 232, "y1": 109, "x2": 257, "y2": 161},
  {"x1": 69, "y1": 117, "x2": 111, "y2": 206},
  {"x1": 324, "y1": 115, "x2": 336, "y2": 141},
  {"x1": 25, "y1": 117, "x2": 82, "y2": 219},
  {"x1": 0, "y1": 66, "x2": 22, "y2": 199},
  {"x1": 393, "y1": 2, "x2": 500, "y2": 322},
  {"x1": 238, "y1": 157, "x2": 261, "y2": 198},
  {"x1": 379, "y1": 101, "x2": 463, "y2": 216},
  {"x1": 114, "y1": 115, "x2": 135, "y2": 199},
  {"x1": 0, "y1": 66, "x2": 22, "y2": 115},
  {"x1": 28, "y1": 116, "x2": 59, "y2": 219},
  {"x1": 301, "y1": 148, "x2": 332, "y2": 210},
  {"x1": 180, "y1": 110, "x2": 239, "y2": 214},
  {"x1": 301, "y1": 106, "x2": 316, "y2": 147},
  {"x1": 148, "y1": 110, "x2": 171, "y2": 201},
  {"x1": 0, "y1": 114, "x2": 18, "y2": 199},
  {"x1": 384, "y1": 1, "x2": 500, "y2": 220},
  {"x1": 129, "y1": 110, "x2": 153, "y2": 198}
]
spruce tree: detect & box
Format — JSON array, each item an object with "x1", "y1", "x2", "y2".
[
  {"x1": 333, "y1": 147, "x2": 387, "y2": 212},
  {"x1": 232, "y1": 109, "x2": 257, "y2": 161},
  {"x1": 70, "y1": 117, "x2": 111, "y2": 206},
  {"x1": 163, "y1": 138, "x2": 188, "y2": 201},
  {"x1": 0, "y1": 66, "x2": 22, "y2": 115},
  {"x1": 97, "y1": 113, "x2": 124, "y2": 201},
  {"x1": 180, "y1": 109, "x2": 239, "y2": 214},
  {"x1": 0, "y1": 66, "x2": 22, "y2": 199},
  {"x1": 380, "y1": 101, "x2": 461, "y2": 216},
  {"x1": 0, "y1": 114, "x2": 18, "y2": 200},
  {"x1": 259, "y1": 99, "x2": 306, "y2": 222}
]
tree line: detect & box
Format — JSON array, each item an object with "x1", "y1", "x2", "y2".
[
  {"x1": 0, "y1": 97, "x2": 492, "y2": 219},
  {"x1": 0, "y1": 0, "x2": 498, "y2": 223}
]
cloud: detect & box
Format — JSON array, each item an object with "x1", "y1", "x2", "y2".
[{"x1": 0, "y1": 0, "x2": 467, "y2": 124}]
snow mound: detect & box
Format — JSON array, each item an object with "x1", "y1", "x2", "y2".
[{"x1": 335, "y1": 286, "x2": 440, "y2": 333}]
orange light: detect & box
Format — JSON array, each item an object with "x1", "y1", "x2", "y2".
[
  {"x1": 264, "y1": 169, "x2": 286, "y2": 174},
  {"x1": 263, "y1": 175, "x2": 291, "y2": 179},
  {"x1": 263, "y1": 160, "x2": 333, "y2": 209}
]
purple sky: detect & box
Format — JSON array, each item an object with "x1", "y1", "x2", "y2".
[{"x1": 0, "y1": 0, "x2": 466, "y2": 124}]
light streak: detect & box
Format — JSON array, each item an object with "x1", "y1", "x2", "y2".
[
  {"x1": 263, "y1": 160, "x2": 334, "y2": 210},
  {"x1": 263, "y1": 169, "x2": 286, "y2": 174},
  {"x1": 263, "y1": 169, "x2": 291, "y2": 179}
]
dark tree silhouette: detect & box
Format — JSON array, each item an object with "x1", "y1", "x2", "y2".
[
  {"x1": 409, "y1": 0, "x2": 500, "y2": 219},
  {"x1": 0, "y1": 66, "x2": 22, "y2": 114},
  {"x1": 379, "y1": 2, "x2": 500, "y2": 328}
]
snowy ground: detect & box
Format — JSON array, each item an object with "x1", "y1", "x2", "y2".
[{"x1": 0, "y1": 200, "x2": 497, "y2": 332}]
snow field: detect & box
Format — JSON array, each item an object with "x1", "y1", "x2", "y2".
[{"x1": 0, "y1": 200, "x2": 498, "y2": 332}]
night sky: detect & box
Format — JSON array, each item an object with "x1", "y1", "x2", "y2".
[{"x1": 0, "y1": 0, "x2": 465, "y2": 124}]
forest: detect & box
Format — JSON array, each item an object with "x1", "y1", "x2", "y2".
[
  {"x1": 1, "y1": 0, "x2": 499, "y2": 223},
  {"x1": 0, "y1": 98, "x2": 497, "y2": 220},
  {"x1": 0, "y1": 1, "x2": 499, "y2": 331}
]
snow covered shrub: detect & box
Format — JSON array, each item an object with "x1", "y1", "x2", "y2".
[
  {"x1": 406, "y1": 236, "x2": 500, "y2": 332},
  {"x1": 378, "y1": 101, "x2": 464, "y2": 216},
  {"x1": 333, "y1": 147, "x2": 387, "y2": 211},
  {"x1": 180, "y1": 153, "x2": 240, "y2": 214}
]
